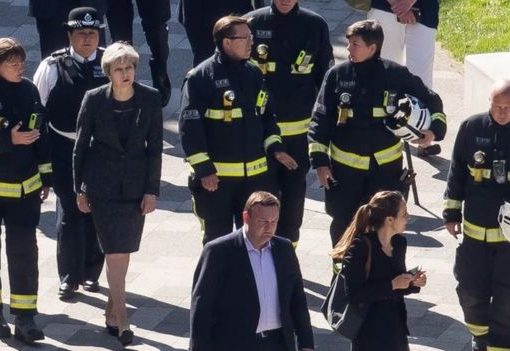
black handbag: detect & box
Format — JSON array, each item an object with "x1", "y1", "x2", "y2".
[
  {"x1": 345, "y1": 0, "x2": 371, "y2": 11},
  {"x1": 321, "y1": 236, "x2": 372, "y2": 340}
]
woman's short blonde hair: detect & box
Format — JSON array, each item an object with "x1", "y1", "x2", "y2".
[{"x1": 101, "y1": 41, "x2": 139, "y2": 76}]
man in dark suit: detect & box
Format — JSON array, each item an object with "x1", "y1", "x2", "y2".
[{"x1": 190, "y1": 191, "x2": 314, "y2": 351}]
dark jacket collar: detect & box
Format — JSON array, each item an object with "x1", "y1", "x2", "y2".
[
  {"x1": 270, "y1": 2, "x2": 300, "y2": 17},
  {"x1": 214, "y1": 49, "x2": 248, "y2": 67}
]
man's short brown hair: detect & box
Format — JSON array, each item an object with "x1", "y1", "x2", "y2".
[
  {"x1": 0, "y1": 37, "x2": 26, "y2": 64},
  {"x1": 212, "y1": 15, "x2": 248, "y2": 50},
  {"x1": 244, "y1": 191, "x2": 280, "y2": 214},
  {"x1": 346, "y1": 20, "x2": 384, "y2": 57}
]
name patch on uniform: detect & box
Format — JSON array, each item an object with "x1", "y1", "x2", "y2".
[
  {"x1": 256, "y1": 30, "x2": 272, "y2": 39},
  {"x1": 313, "y1": 102, "x2": 326, "y2": 114},
  {"x1": 475, "y1": 136, "x2": 491, "y2": 147},
  {"x1": 215, "y1": 79, "x2": 230, "y2": 88},
  {"x1": 337, "y1": 80, "x2": 356, "y2": 89},
  {"x1": 93, "y1": 66, "x2": 105, "y2": 78},
  {"x1": 181, "y1": 109, "x2": 200, "y2": 120}
]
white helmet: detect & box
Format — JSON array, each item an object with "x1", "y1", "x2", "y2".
[
  {"x1": 497, "y1": 202, "x2": 510, "y2": 242},
  {"x1": 384, "y1": 94, "x2": 431, "y2": 141}
]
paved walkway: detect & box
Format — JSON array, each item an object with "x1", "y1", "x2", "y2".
[{"x1": 0, "y1": 0, "x2": 471, "y2": 350}]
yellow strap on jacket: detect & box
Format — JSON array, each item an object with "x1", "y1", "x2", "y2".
[
  {"x1": 277, "y1": 118, "x2": 311, "y2": 137},
  {"x1": 0, "y1": 173, "x2": 42, "y2": 198},
  {"x1": 213, "y1": 157, "x2": 268, "y2": 177},
  {"x1": 463, "y1": 220, "x2": 507, "y2": 243},
  {"x1": 205, "y1": 108, "x2": 243, "y2": 120}
]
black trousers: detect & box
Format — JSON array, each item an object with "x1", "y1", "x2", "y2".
[
  {"x1": 326, "y1": 161, "x2": 402, "y2": 247},
  {"x1": 255, "y1": 330, "x2": 287, "y2": 351},
  {"x1": 51, "y1": 134, "x2": 104, "y2": 286},
  {"x1": 0, "y1": 194, "x2": 40, "y2": 315},
  {"x1": 271, "y1": 135, "x2": 309, "y2": 245},
  {"x1": 454, "y1": 236, "x2": 510, "y2": 349},
  {"x1": 190, "y1": 173, "x2": 273, "y2": 244},
  {"x1": 106, "y1": 0, "x2": 171, "y2": 97}
]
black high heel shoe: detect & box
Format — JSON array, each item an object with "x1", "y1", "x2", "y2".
[
  {"x1": 118, "y1": 329, "x2": 134, "y2": 346},
  {"x1": 105, "y1": 323, "x2": 119, "y2": 336}
]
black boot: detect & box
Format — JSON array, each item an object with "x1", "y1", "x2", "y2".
[
  {"x1": 0, "y1": 312, "x2": 10, "y2": 338},
  {"x1": 14, "y1": 315, "x2": 44, "y2": 344}
]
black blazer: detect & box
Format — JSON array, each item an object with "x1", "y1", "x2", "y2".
[
  {"x1": 73, "y1": 82, "x2": 163, "y2": 200},
  {"x1": 190, "y1": 229, "x2": 314, "y2": 351}
]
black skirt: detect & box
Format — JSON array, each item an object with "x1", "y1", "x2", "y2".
[{"x1": 88, "y1": 196, "x2": 145, "y2": 254}]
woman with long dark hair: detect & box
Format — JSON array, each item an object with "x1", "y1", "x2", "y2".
[{"x1": 332, "y1": 191, "x2": 426, "y2": 351}]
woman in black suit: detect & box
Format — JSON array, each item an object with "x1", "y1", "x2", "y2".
[
  {"x1": 332, "y1": 191, "x2": 427, "y2": 351},
  {"x1": 73, "y1": 42, "x2": 162, "y2": 346}
]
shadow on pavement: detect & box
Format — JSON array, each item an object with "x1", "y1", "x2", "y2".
[{"x1": 39, "y1": 209, "x2": 57, "y2": 239}]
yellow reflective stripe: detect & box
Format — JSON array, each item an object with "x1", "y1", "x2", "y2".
[
  {"x1": 309, "y1": 142, "x2": 329, "y2": 155},
  {"x1": 291, "y1": 63, "x2": 314, "y2": 74},
  {"x1": 22, "y1": 173, "x2": 42, "y2": 195},
  {"x1": 444, "y1": 199, "x2": 462, "y2": 210},
  {"x1": 213, "y1": 158, "x2": 267, "y2": 177},
  {"x1": 467, "y1": 165, "x2": 510, "y2": 181},
  {"x1": 38, "y1": 163, "x2": 52, "y2": 174},
  {"x1": 330, "y1": 144, "x2": 370, "y2": 170},
  {"x1": 246, "y1": 157, "x2": 268, "y2": 177},
  {"x1": 463, "y1": 220, "x2": 507, "y2": 243},
  {"x1": 267, "y1": 62, "x2": 276, "y2": 72},
  {"x1": 204, "y1": 108, "x2": 243, "y2": 120},
  {"x1": 0, "y1": 182, "x2": 22, "y2": 198},
  {"x1": 187, "y1": 152, "x2": 210, "y2": 166},
  {"x1": 346, "y1": 107, "x2": 387, "y2": 118},
  {"x1": 10, "y1": 294, "x2": 37, "y2": 310},
  {"x1": 374, "y1": 142, "x2": 403, "y2": 166},
  {"x1": 264, "y1": 135, "x2": 282, "y2": 151},
  {"x1": 466, "y1": 322, "x2": 489, "y2": 336},
  {"x1": 278, "y1": 118, "x2": 311, "y2": 137},
  {"x1": 487, "y1": 347, "x2": 510, "y2": 351},
  {"x1": 256, "y1": 90, "x2": 268, "y2": 108},
  {"x1": 431, "y1": 112, "x2": 447, "y2": 124}
]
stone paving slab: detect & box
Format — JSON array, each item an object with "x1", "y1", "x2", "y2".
[{"x1": 0, "y1": 0, "x2": 472, "y2": 349}]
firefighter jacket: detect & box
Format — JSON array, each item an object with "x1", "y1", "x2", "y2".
[
  {"x1": 308, "y1": 57, "x2": 446, "y2": 175},
  {"x1": 179, "y1": 51, "x2": 284, "y2": 180},
  {"x1": 0, "y1": 77, "x2": 52, "y2": 199},
  {"x1": 44, "y1": 47, "x2": 108, "y2": 134},
  {"x1": 443, "y1": 112, "x2": 510, "y2": 243},
  {"x1": 246, "y1": 3, "x2": 333, "y2": 137}
]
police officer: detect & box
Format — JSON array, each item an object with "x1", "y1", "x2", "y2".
[
  {"x1": 0, "y1": 37, "x2": 51, "y2": 343},
  {"x1": 178, "y1": 0, "x2": 265, "y2": 67},
  {"x1": 33, "y1": 7, "x2": 106, "y2": 301},
  {"x1": 28, "y1": 0, "x2": 106, "y2": 59},
  {"x1": 105, "y1": 0, "x2": 171, "y2": 107},
  {"x1": 308, "y1": 20, "x2": 446, "y2": 249},
  {"x1": 246, "y1": 0, "x2": 333, "y2": 246},
  {"x1": 179, "y1": 15, "x2": 297, "y2": 244},
  {"x1": 443, "y1": 80, "x2": 510, "y2": 351}
]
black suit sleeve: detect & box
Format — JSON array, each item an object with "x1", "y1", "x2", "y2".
[
  {"x1": 73, "y1": 90, "x2": 95, "y2": 194},
  {"x1": 190, "y1": 243, "x2": 225, "y2": 351},
  {"x1": 144, "y1": 90, "x2": 163, "y2": 196}
]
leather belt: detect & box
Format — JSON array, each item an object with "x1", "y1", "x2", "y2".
[{"x1": 255, "y1": 328, "x2": 283, "y2": 339}]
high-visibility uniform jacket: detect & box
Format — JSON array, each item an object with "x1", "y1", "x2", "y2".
[
  {"x1": 246, "y1": 3, "x2": 333, "y2": 136},
  {"x1": 179, "y1": 51, "x2": 284, "y2": 180},
  {"x1": 308, "y1": 57, "x2": 446, "y2": 174},
  {"x1": 443, "y1": 112, "x2": 510, "y2": 243},
  {"x1": 0, "y1": 77, "x2": 52, "y2": 199}
]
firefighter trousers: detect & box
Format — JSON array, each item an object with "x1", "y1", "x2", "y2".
[
  {"x1": 270, "y1": 135, "x2": 309, "y2": 245},
  {"x1": 454, "y1": 236, "x2": 510, "y2": 350},
  {"x1": 189, "y1": 173, "x2": 274, "y2": 245},
  {"x1": 0, "y1": 194, "x2": 40, "y2": 315}
]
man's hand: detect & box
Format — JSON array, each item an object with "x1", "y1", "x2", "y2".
[
  {"x1": 445, "y1": 222, "x2": 461, "y2": 239},
  {"x1": 274, "y1": 152, "x2": 298, "y2": 170},
  {"x1": 140, "y1": 194, "x2": 157, "y2": 215},
  {"x1": 40, "y1": 186, "x2": 49, "y2": 201},
  {"x1": 201, "y1": 174, "x2": 220, "y2": 192},
  {"x1": 411, "y1": 129, "x2": 435, "y2": 146},
  {"x1": 397, "y1": 10, "x2": 417, "y2": 24},
  {"x1": 391, "y1": 0, "x2": 417, "y2": 17},
  {"x1": 76, "y1": 193, "x2": 91, "y2": 213},
  {"x1": 11, "y1": 123, "x2": 40, "y2": 145},
  {"x1": 316, "y1": 166, "x2": 336, "y2": 189}
]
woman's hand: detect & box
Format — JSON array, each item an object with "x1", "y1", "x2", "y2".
[
  {"x1": 412, "y1": 272, "x2": 427, "y2": 287},
  {"x1": 76, "y1": 193, "x2": 91, "y2": 213},
  {"x1": 392, "y1": 273, "x2": 414, "y2": 290},
  {"x1": 140, "y1": 194, "x2": 157, "y2": 215},
  {"x1": 316, "y1": 166, "x2": 336, "y2": 189},
  {"x1": 274, "y1": 152, "x2": 298, "y2": 170},
  {"x1": 11, "y1": 123, "x2": 40, "y2": 145}
]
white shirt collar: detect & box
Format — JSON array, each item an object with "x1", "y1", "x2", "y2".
[{"x1": 70, "y1": 46, "x2": 97, "y2": 63}]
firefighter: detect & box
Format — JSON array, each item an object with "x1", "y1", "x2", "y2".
[
  {"x1": 178, "y1": 0, "x2": 265, "y2": 67},
  {"x1": 179, "y1": 15, "x2": 297, "y2": 244},
  {"x1": 105, "y1": 0, "x2": 171, "y2": 106},
  {"x1": 0, "y1": 37, "x2": 51, "y2": 343},
  {"x1": 33, "y1": 7, "x2": 107, "y2": 301},
  {"x1": 308, "y1": 20, "x2": 446, "y2": 249},
  {"x1": 246, "y1": 0, "x2": 333, "y2": 246},
  {"x1": 443, "y1": 79, "x2": 510, "y2": 351}
]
